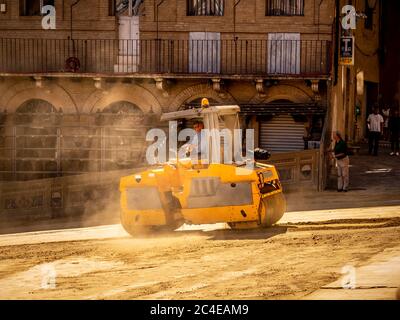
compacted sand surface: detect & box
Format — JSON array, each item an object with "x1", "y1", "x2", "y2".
[{"x1": 1, "y1": 208, "x2": 399, "y2": 300}]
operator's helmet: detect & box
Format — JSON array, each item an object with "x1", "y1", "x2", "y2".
[{"x1": 201, "y1": 98, "x2": 210, "y2": 108}]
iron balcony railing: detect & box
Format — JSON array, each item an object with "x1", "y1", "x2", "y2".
[{"x1": 0, "y1": 38, "x2": 331, "y2": 77}]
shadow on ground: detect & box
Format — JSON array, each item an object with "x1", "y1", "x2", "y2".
[
  {"x1": 206, "y1": 225, "x2": 288, "y2": 241},
  {"x1": 122, "y1": 225, "x2": 289, "y2": 241}
]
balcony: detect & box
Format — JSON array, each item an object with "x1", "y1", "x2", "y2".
[{"x1": 0, "y1": 38, "x2": 331, "y2": 79}]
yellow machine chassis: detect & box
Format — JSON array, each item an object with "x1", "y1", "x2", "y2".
[{"x1": 120, "y1": 160, "x2": 286, "y2": 235}]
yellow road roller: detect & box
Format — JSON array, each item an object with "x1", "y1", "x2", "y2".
[{"x1": 119, "y1": 104, "x2": 286, "y2": 235}]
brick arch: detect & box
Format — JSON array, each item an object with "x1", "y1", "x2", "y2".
[
  {"x1": 16, "y1": 99, "x2": 56, "y2": 113},
  {"x1": 169, "y1": 83, "x2": 236, "y2": 111},
  {"x1": 249, "y1": 84, "x2": 313, "y2": 104},
  {"x1": 83, "y1": 83, "x2": 162, "y2": 115},
  {"x1": 1, "y1": 81, "x2": 77, "y2": 113}
]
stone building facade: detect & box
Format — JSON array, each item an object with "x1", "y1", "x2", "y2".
[{"x1": 0, "y1": 0, "x2": 383, "y2": 185}]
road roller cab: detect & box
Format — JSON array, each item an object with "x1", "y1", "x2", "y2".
[{"x1": 119, "y1": 104, "x2": 286, "y2": 235}]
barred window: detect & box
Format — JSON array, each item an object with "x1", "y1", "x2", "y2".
[
  {"x1": 109, "y1": 0, "x2": 144, "y2": 16},
  {"x1": 187, "y1": 0, "x2": 224, "y2": 16},
  {"x1": 266, "y1": 0, "x2": 304, "y2": 16},
  {"x1": 19, "y1": 0, "x2": 54, "y2": 16}
]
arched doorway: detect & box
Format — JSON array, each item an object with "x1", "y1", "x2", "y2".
[
  {"x1": 98, "y1": 101, "x2": 147, "y2": 170},
  {"x1": 15, "y1": 99, "x2": 59, "y2": 180}
]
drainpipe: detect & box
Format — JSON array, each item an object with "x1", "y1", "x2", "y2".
[
  {"x1": 70, "y1": 0, "x2": 81, "y2": 40},
  {"x1": 68, "y1": 0, "x2": 81, "y2": 58},
  {"x1": 155, "y1": 0, "x2": 166, "y2": 73},
  {"x1": 233, "y1": 0, "x2": 242, "y2": 73},
  {"x1": 316, "y1": 0, "x2": 324, "y2": 40},
  {"x1": 156, "y1": 0, "x2": 166, "y2": 40},
  {"x1": 233, "y1": 0, "x2": 241, "y2": 40}
]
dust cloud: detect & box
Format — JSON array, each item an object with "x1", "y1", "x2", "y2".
[{"x1": 0, "y1": 81, "x2": 157, "y2": 233}]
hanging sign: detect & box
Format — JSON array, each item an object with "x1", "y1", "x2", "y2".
[{"x1": 339, "y1": 36, "x2": 355, "y2": 66}]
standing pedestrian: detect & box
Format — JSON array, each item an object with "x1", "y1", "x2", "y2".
[
  {"x1": 388, "y1": 108, "x2": 400, "y2": 156},
  {"x1": 382, "y1": 105, "x2": 391, "y2": 141},
  {"x1": 333, "y1": 131, "x2": 349, "y2": 192},
  {"x1": 367, "y1": 107, "x2": 384, "y2": 156}
]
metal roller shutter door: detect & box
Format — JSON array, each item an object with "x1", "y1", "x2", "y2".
[{"x1": 260, "y1": 115, "x2": 305, "y2": 153}]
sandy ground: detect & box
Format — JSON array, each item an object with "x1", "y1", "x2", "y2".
[{"x1": 0, "y1": 205, "x2": 399, "y2": 300}]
